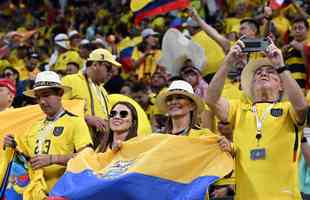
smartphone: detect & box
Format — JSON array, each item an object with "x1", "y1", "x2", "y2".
[{"x1": 241, "y1": 37, "x2": 270, "y2": 52}]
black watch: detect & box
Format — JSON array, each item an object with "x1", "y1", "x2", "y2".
[{"x1": 302, "y1": 136, "x2": 308, "y2": 143}]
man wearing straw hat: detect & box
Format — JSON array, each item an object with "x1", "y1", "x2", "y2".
[
  {"x1": 206, "y1": 40, "x2": 307, "y2": 199},
  {"x1": 3, "y1": 71, "x2": 92, "y2": 196}
]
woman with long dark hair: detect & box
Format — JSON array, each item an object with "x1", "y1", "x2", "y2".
[{"x1": 98, "y1": 94, "x2": 152, "y2": 152}]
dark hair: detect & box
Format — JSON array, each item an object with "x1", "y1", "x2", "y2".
[
  {"x1": 240, "y1": 18, "x2": 260, "y2": 35},
  {"x1": 98, "y1": 101, "x2": 138, "y2": 152},
  {"x1": 293, "y1": 16, "x2": 309, "y2": 29},
  {"x1": 131, "y1": 82, "x2": 148, "y2": 93},
  {"x1": 67, "y1": 62, "x2": 80, "y2": 69}
]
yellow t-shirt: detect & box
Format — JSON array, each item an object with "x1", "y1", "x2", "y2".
[
  {"x1": 16, "y1": 111, "x2": 92, "y2": 191},
  {"x1": 132, "y1": 48, "x2": 161, "y2": 80},
  {"x1": 62, "y1": 72, "x2": 110, "y2": 119},
  {"x1": 272, "y1": 14, "x2": 291, "y2": 40},
  {"x1": 224, "y1": 17, "x2": 241, "y2": 34},
  {"x1": 228, "y1": 100, "x2": 302, "y2": 200},
  {"x1": 0, "y1": 59, "x2": 11, "y2": 72},
  {"x1": 19, "y1": 67, "x2": 40, "y2": 81},
  {"x1": 188, "y1": 128, "x2": 215, "y2": 137},
  {"x1": 53, "y1": 50, "x2": 81, "y2": 71}
]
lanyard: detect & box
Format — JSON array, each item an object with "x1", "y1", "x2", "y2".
[
  {"x1": 36, "y1": 110, "x2": 65, "y2": 154},
  {"x1": 90, "y1": 81, "x2": 109, "y2": 115},
  {"x1": 252, "y1": 103, "x2": 274, "y2": 145}
]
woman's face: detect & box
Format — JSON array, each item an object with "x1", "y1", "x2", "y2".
[
  {"x1": 109, "y1": 104, "x2": 133, "y2": 134},
  {"x1": 165, "y1": 94, "x2": 195, "y2": 118},
  {"x1": 181, "y1": 70, "x2": 199, "y2": 87}
]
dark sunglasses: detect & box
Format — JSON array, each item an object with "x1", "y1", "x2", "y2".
[
  {"x1": 166, "y1": 95, "x2": 186, "y2": 102},
  {"x1": 109, "y1": 110, "x2": 129, "y2": 118}
]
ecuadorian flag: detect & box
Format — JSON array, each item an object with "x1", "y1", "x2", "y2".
[
  {"x1": 269, "y1": 0, "x2": 292, "y2": 10},
  {"x1": 49, "y1": 134, "x2": 233, "y2": 200},
  {"x1": 131, "y1": 0, "x2": 191, "y2": 26},
  {"x1": 118, "y1": 36, "x2": 142, "y2": 72}
]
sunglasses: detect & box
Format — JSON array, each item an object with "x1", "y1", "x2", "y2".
[{"x1": 109, "y1": 110, "x2": 129, "y2": 118}]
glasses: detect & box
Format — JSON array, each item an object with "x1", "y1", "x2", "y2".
[
  {"x1": 109, "y1": 110, "x2": 129, "y2": 118},
  {"x1": 166, "y1": 95, "x2": 186, "y2": 102}
]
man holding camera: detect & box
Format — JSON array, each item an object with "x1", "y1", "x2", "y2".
[{"x1": 206, "y1": 39, "x2": 307, "y2": 199}]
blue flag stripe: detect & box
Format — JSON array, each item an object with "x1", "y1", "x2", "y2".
[{"x1": 50, "y1": 170, "x2": 219, "y2": 200}]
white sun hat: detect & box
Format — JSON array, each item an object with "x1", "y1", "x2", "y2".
[
  {"x1": 155, "y1": 80, "x2": 205, "y2": 114},
  {"x1": 23, "y1": 71, "x2": 71, "y2": 98}
]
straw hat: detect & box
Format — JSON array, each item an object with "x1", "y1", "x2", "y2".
[
  {"x1": 241, "y1": 58, "x2": 282, "y2": 99},
  {"x1": 23, "y1": 71, "x2": 71, "y2": 98},
  {"x1": 155, "y1": 80, "x2": 204, "y2": 114}
]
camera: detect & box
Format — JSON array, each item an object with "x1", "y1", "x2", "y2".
[{"x1": 240, "y1": 37, "x2": 270, "y2": 53}]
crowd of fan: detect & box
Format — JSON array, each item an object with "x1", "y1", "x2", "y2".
[{"x1": 1, "y1": 0, "x2": 310, "y2": 199}]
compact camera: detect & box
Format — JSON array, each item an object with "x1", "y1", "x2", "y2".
[{"x1": 240, "y1": 37, "x2": 270, "y2": 53}]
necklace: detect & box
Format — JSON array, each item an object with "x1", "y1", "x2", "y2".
[
  {"x1": 90, "y1": 80, "x2": 109, "y2": 115},
  {"x1": 252, "y1": 103, "x2": 274, "y2": 145}
]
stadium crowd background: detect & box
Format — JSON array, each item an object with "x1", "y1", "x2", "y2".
[{"x1": 1, "y1": 0, "x2": 310, "y2": 199}]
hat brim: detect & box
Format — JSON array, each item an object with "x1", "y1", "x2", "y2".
[
  {"x1": 23, "y1": 85, "x2": 72, "y2": 98},
  {"x1": 155, "y1": 90, "x2": 205, "y2": 114},
  {"x1": 241, "y1": 58, "x2": 286, "y2": 100}
]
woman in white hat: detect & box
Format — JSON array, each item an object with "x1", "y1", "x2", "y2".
[{"x1": 156, "y1": 80, "x2": 216, "y2": 137}]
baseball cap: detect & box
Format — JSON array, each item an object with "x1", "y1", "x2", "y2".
[
  {"x1": 141, "y1": 28, "x2": 159, "y2": 38},
  {"x1": 86, "y1": 48, "x2": 121, "y2": 67}
]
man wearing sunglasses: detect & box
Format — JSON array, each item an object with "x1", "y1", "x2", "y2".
[{"x1": 62, "y1": 48, "x2": 121, "y2": 149}]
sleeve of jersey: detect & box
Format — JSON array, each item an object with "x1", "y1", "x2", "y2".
[
  {"x1": 61, "y1": 76, "x2": 73, "y2": 100},
  {"x1": 227, "y1": 99, "x2": 240, "y2": 124},
  {"x1": 287, "y1": 102, "x2": 304, "y2": 126},
  {"x1": 73, "y1": 117, "x2": 93, "y2": 151}
]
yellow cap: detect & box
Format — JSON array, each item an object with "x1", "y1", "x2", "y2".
[{"x1": 87, "y1": 48, "x2": 121, "y2": 67}]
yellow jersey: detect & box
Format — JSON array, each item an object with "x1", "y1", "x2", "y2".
[
  {"x1": 228, "y1": 100, "x2": 302, "y2": 200},
  {"x1": 62, "y1": 71, "x2": 110, "y2": 119},
  {"x1": 53, "y1": 50, "x2": 81, "y2": 71},
  {"x1": 15, "y1": 111, "x2": 92, "y2": 191},
  {"x1": 132, "y1": 48, "x2": 161, "y2": 80}
]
